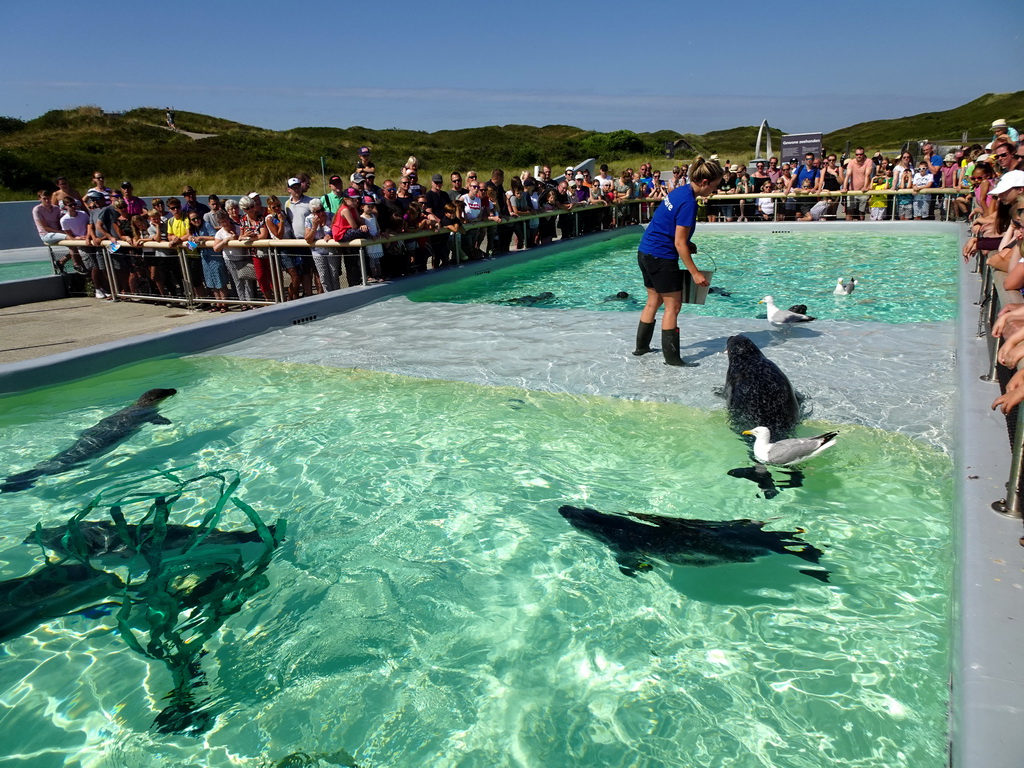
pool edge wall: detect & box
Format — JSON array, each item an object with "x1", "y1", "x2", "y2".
[
  {"x1": 0, "y1": 221, "x2": 1015, "y2": 766},
  {"x1": 952, "y1": 226, "x2": 1024, "y2": 768}
]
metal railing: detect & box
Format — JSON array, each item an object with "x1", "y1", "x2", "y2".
[
  {"x1": 701, "y1": 187, "x2": 964, "y2": 222},
  {"x1": 46, "y1": 189, "x2": 964, "y2": 308},
  {"x1": 48, "y1": 201, "x2": 631, "y2": 309},
  {"x1": 974, "y1": 243, "x2": 1024, "y2": 520}
]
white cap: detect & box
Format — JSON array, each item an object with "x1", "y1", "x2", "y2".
[
  {"x1": 287, "y1": 177, "x2": 301, "y2": 187},
  {"x1": 990, "y1": 170, "x2": 1024, "y2": 197}
]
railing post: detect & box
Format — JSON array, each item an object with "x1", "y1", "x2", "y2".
[
  {"x1": 178, "y1": 249, "x2": 194, "y2": 308},
  {"x1": 46, "y1": 245, "x2": 62, "y2": 275},
  {"x1": 993, "y1": 404, "x2": 1024, "y2": 518},
  {"x1": 270, "y1": 247, "x2": 284, "y2": 301},
  {"x1": 359, "y1": 246, "x2": 368, "y2": 282},
  {"x1": 978, "y1": 254, "x2": 992, "y2": 307},
  {"x1": 103, "y1": 246, "x2": 120, "y2": 300}
]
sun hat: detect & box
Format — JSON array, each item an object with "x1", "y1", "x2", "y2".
[
  {"x1": 989, "y1": 170, "x2": 1024, "y2": 197},
  {"x1": 992, "y1": 119, "x2": 1008, "y2": 129}
]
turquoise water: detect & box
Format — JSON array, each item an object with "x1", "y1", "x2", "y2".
[
  {"x1": 408, "y1": 232, "x2": 958, "y2": 324},
  {"x1": 0, "y1": 355, "x2": 951, "y2": 767},
  {"x1": 0, "y1": 260, "x2": 54, "y2": 282}
]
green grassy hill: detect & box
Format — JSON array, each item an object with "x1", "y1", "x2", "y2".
[
  {"x1": 0, "y1": 92, "x2": 1019, "y2": 200},
  {"x1": 822, "y1": 91, "x2": 1024, "y2": 152}
]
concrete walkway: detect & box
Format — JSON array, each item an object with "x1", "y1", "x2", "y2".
[{"x1": 0, "y1": 297, "x2": 215, "y2": 365}]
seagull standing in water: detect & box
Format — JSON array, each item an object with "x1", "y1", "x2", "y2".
[
  {"x1": 760, "y1": 296, "x2": 816, "y2": 326},
  {"x1": 742, "y1": 426, "x2": 839, "y2": 466},
  {"x1": 834, "y1": 277, "x2": 857, "y2": 295}
]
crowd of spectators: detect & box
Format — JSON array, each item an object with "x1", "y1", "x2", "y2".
[
  {"x1": 30, "y1": 121, "x2": 1023, "y2": 308},
  {"x1": 962, "y1": 121, "x2": 1024, "y2": 415}
]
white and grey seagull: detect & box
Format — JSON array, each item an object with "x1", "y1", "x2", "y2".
[
  {"x1": 742, "y1": 426, "x2": 839, "y2": 466},
  {"x1": 760, "y1": 296, "x2": 816, "y2": 326},
  {"x1": 833, "y1": 277, "x2": 858, "y2": 295}
]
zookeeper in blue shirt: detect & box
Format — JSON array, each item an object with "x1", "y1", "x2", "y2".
[{"x1": 633, "y1": 156, "x2": 725, "y2": 366}]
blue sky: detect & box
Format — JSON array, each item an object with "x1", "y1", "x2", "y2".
[{"x1": 2, "y1": 1, "x2": 1017, "y2": 135}]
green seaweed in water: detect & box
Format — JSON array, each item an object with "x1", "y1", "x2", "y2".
[{"x1": 28, "y1": 468, "x2": 286, "y2": 736}]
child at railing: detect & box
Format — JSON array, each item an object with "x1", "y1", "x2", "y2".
[
  {"x1": 360, "y1": 197, "x2": 385, "y2": 283},
  {"x1": 869, "y1": 174, "x2": 889, "y2": 221},
  {"x1": 912, "y1": 163, "x2": 934, "y2": 220},
  {"x1": 756, "y1": 181, "x2": 775, "y2": 220}
]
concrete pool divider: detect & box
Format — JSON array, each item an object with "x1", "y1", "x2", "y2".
[
  {"x1": 0, "y1": 275, "x2": 66, "y2": 308},
  {"x1": 953, "y1": 228, "x2": 1024, "y2": 768},
  {"x1": 0, "y1": 227, "x2": 628, "y2": 395}
]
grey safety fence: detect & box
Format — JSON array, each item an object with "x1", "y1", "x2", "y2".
[
  {"x1": 47, "y1": 190, "x2": 962, "y2": 307},
  {"x1": 49, "y1": 201, "x2": 634, "y2": 308},
  {"x1": 974, "y1": 241, "x2": 1024, "y2": 523},
  {"x1": 702, "y1": 187, "x2": 963, "y2": 222}
]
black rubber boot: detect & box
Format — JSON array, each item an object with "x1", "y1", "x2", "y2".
[
  {"x1": 662, "y1": 328, "x2": 697, "y2": 367},
  {"x1": 632, "y1": 320, "x2": 655, "y2": 356}
]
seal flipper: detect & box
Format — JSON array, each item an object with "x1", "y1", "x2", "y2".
[{"x1": 148, "y1": 415, "x2": 172, "y2": 426}]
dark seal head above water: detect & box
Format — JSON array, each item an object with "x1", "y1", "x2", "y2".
[
  {"x1": 2, "y1": 388, "x2": 177, "y2": 493},
  {"x1": 724, "y1": 335, "x2": 799, "y2": 438}
]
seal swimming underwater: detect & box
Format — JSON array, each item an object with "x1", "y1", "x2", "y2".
[
  {"x1": 0, "y1": 563, "x2": 125, "y2": 644},
  {"x1": 724, "y1": 335, "x2": 800, "y2": 438},
  {"x1": 558, "y1": 505, "x2": 828, "y2": 581},
  {"x1": 25, "y1": 519, "x2": 284, "y2": 566},
  {"x1": 2, "y1": 388, "x2": 177, "y2": 492}
]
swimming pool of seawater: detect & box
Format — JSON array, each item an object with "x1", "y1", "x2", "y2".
[
  {"x1": 0, "y1": 353, "x2": 951, "y2": 768},
  {"x1": 0, "y1": 259, "x2": 53, "y2": 282},
  {"x1": 407, "y1": 231, "x2": 958, "y2": 324}
]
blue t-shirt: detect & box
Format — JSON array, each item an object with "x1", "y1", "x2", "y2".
[
  {"x1": 929, "y1": 154, "x2": 943, "y2": 187},
  {"x1": 638, "y1": 184, "x2": 697, "y2": 259},
  {"x1": 793, "y1": 165, "x2": 819, "y2": 188}
]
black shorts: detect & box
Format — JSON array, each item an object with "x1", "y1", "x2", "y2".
[{"x1": 637, "y1": 251, "x2": 683, "y2": 294}]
